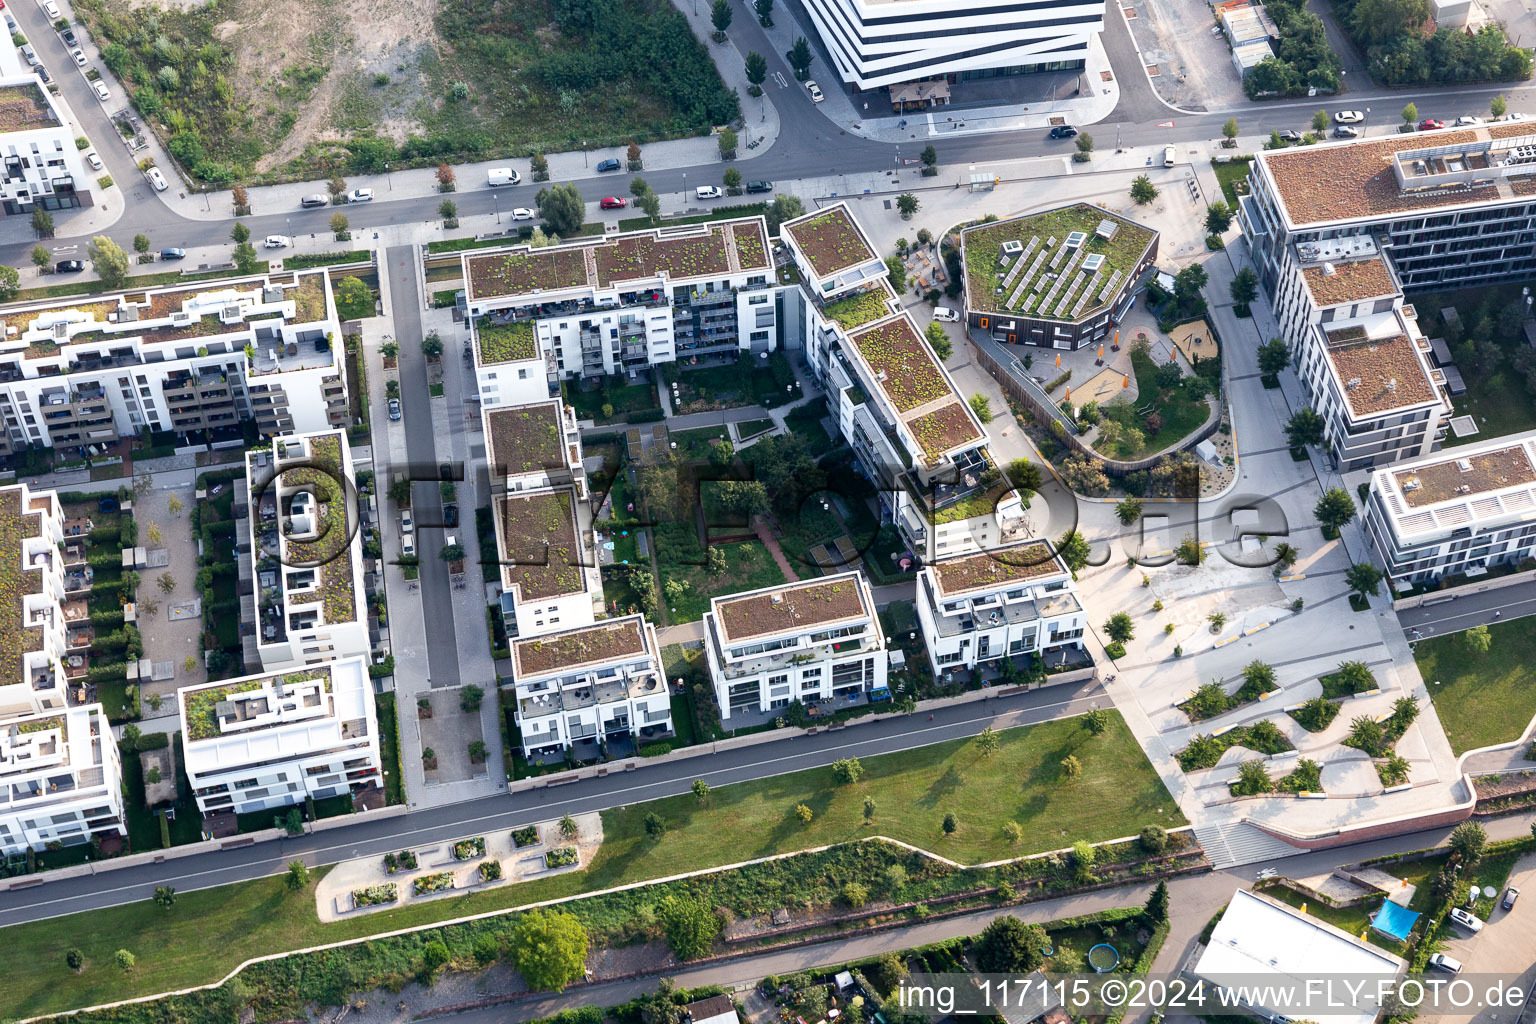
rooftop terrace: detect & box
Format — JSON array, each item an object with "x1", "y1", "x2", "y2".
[
  {"x1": 494, "y1": 488, "x2": 585, "y2": 601},
  {"x1": 181, "y1": 668, "x2": 330, "y2": 742},
  {"x1": 714, "y1": 575, "x2": 870, "y2": 643},
  {"x1": 513, "y1": 617, "x2": 649, "y2": 677}
]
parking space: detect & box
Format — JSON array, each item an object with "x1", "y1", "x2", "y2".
[
  {"x1": 1119, "y1": 0, "x2": 1247, "y2": 110},
  {"x1": 1435, "y1": 852, "x2": 1535, "y2": 1024}
]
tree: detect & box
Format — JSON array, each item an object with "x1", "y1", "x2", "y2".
[
  {"x1": 1130, "y1": 175, "x2": 1159, "y2": 204},
  {"x1": 1464, "y1": 623, "x2": 1492, "y2": 654},
  {"x1": 66, "y1": 947, "x2": 84, "y2": 971},
  {"x1": 1312, "y1": 109, "x2": 1330, "y2": 132},
  {"x1": 1314, "y1": 487, "x2": 1357, "y2": 533},
  {"x1": 231, "y1": 221, "x2": 251, "y2": 244},
  {"x1": 1139, "y1": 824, "x2": 1169, "y2": 853},
  {"x1": 115, "y1": 949, "x2": 135, "y2": 972},
  {"x1": 436, "y1": 162, "x2": 456, "y2": 192},
  {"x1": 1145, "y1": 880, "x2": 1171, "y2": 922},
  {"x1": 537, "y1": 183, "x2": 586, "y2": 236},
  {"x1": 1259, "y1": 337, "x2": 1290, "y2": 377},
  {"x1": 557, "y1": 813, "x2": 578, "y2": 840},
  {"x1": 32, "y1": 244, "x2": 50, "y2": 270},
  {"x1": 285, "y1": 859, "x2": 310, "y2": 891},
  {"x1": 941, "y1": 811, "x2": 958, "y2": 836},
  {"x1": 1057, "y1": 529, "x2": 1092, "y2": 572},
  {"x1": 531, "y1": 153, "x2": 550, "y2": 181},
  {"x1": 1009, "y1": 458, "x2": 1043, "y2": 494},
  {"x1": 787, "y1": 35, "x2": 814, "y2": 79},
  {"x1": 1222, "y1": 117, "x2": 1240, "y2": 142},
  {"x1": 723, "y1": 167, "x2": 742, "y2": 189},
  {"x1": 1346, "y1": 562, "x2": 1383, "y2": 601},
  {"x1": 1286, "y1": 407, "x2": 1325, "y2": 448},
  {"x1": 328, "y1": 174, "x2": 347, "y2": 197},
  {"x1": 32, "y1": 208, "x2": 54, "y2": 238},
  {"x1": 439, "y1": 198, "x2": 458, "y2": 221},
  {"x1": 1234, "y1": 758, "x2": 1274, "y2": 795},
  {"x1": 232, "y1": 184, "x2": 250, "y2": 213},
  {"x1": 1061, "y1": 754, "x2": 1083, "y2": 780},
  {"x1": 154, "y1": 885, "x2": 176, "y2": 909},
  {"x1": 976, "y1": 726, "x2": 999, "y2": 756},
  {"x1": 1174, "y1": 263, "x2": 1208, "y2": 302},
  {"x1": 885, "y1": 255, "x2": 907, "y2": 293},
  {"x1": 1114, "y1": 497, "x2": 1143, "y2": 524},
  {"x1": 1086, "y1": 708, "x2": 1110, "y2": 736},
  {"x1": 921, "y1": 144, "x2": 938, "y2": 169},
  {"x1": 1104, "y1": 612, "x2": 1135, "y2": 644},
  {"x1": 1492, "y1": 94, "x2": 1508, "y2": 117},
  {"x1": 975, "y1": 916, "x2": 1048, "y2": 974},
  {"x1": 710, "y1": 0, "x2": 732, "y2": 39},
  {"x1": 658, "y1": 893, "x2": 720, "y2": 960},
  {"x1": 1076, "y1": 133, "x2": 1095, "y2": 157},
  {"x1": 146, "y1": 764, "x2": 162, "y2": 785},
  {"x1": 422, "y1": 939, "x2": 451, "y2": 976},
  {"x1": 629, "y1": 176, "x2": 652, "y2": 200},
  {"x1": 863, "y1": 796, "x2": 877, "y2": 823},
  {"x1": 691, "y1": 778, "x2": 710, "y2": 802},
  {"x1": 1177, "y1": 533, "x2": 1207, "y2": 565},
  {"x1": 1448, "y1": 821, "x2": 1487, "y2": 864},
  {"x1": 1205, "y1": 201, "x2": 1234, "y2": 235},
  {"x1": 832, "y1": 756, "x2": 864, "y2": 783},
  {"x1": 745, "y1": 50, "x2": 768, "y2": 88},
  {"x1": 795, "y1": 803, "x2": 814, "y2": 824},
  {"x1": 644, "y1": 812, "x2": 666, "y2": 838},
  {"x1": 421, "y1": 333, "x2": 445, "y2": 359},
  {"x1": 925, "y1": 321, "x2": 953, "y2": 360},
  {"x1": 896, "y1": 192, "x2": 920, "y2": 218},
  {"x1": 754, "y1": 0, "x2": 774, "y2": 24},
  {"x1": 329, "y1": 212, "x2": 349, "y2": 240},
  {"x1": 1208, "y1": 611, "x2": 1227, "y2": 632},
  {"x1": 509, "y1": 909, "x2": 588, "y2": 992},
  {"x1": 640, "y1": 192, "x2": 662, "y2": 226},
  {"x1": 460, "y1": 683, "x2": 485, "y2": 712},
  {"x1": 1402, "y1": 101, "x2": 1419, "y2": 126},
  {"x1": 969, "y1": 392, "x2": 991, "y2": 421},
  {"x1": 766, "y1": 193, "x2": 806, "y2": 232},
  {"x1": 133, "y1": 233, "x2": 151, "y2": 255},
  {"x1": 88, "y1": 236, "x2": 130, "y2": 289},
  {"x1": 168, "y1": 494, "x2": 183, "y2": 516},
  {"x1": 1230, "y1": 267, "x2": 1258, "y2": 307},
  {"x1": 233, "y1": 240, "x2": 260, "y2": 274}
]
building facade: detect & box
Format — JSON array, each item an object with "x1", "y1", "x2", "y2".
[
  {"x1": 703, "y1": 573, "x2": 888, "y2": 720},
  {"x1": 508, "y1": 615, "x2": 671, "y2": 757},
  {"x1": 0, "y1": 482, "x2": 69, "y2": 717},
  {"x1": 179, "y1": 657, "x2": 382, "y2": 816},
  {"x1": 0, "y1": 78, "x2": 91, "y2": 216},
  {"x1": 916, "y1": 540, "x2": 1085, "y2": 674},
  {"x1": 0, "y1": 703, "x2": 125, "y2": 854},
  {"x1": 1363, "y1": 428, "x2": 1536, "y2": 587},
  {"x1": 799, "y1": 0, "x2": 1104, "y2": 90}
]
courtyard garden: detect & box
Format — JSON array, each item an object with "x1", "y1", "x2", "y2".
[{"x1": 1415, "y1": 619, "x2": 1536, "y2": 753}]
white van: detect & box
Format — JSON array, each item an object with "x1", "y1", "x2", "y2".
[
  {"x1": 487, "y1": 167, "x2": 520, "y2": 187},
  {"x1": 1162, "y1": 145, "x2": 1177, "y2": 167}
]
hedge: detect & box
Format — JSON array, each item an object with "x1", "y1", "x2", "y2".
[{"x1": 284, "y1": 250, "x2": 372, "y2": 269}]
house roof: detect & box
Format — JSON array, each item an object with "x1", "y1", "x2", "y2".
[
  {"x1": 931, "y1": 542, "x2": 1068, "y2": 596},
  {"x1": 494, "y1": 488, "x2": 586, "y2": 601},
  {"x1": 713, "y1": 573, "x2": 871, "y2": 642},
  {"x1": 685, "y1": 995, "x2": 737, "y2": 1024},
  {"x1": 1372, "y1": 429, "x2": 1536, "y2": 539},
  {"x1": 512, "y1": 616, "x2": 650, "y2": 677},
  {"x1": 1393, "y1": 443, "x2": 1536, "y2": 508},
  {"x1": 1324, "y1": 332, "x2": 1438, "y2": 417},
  {"x1": 1300, "y1": 256, "x2": 1396, "y2": 307},
  {"x1": 0, "y1": 82, "x2": 60, "y2": 132},
  {"x1": 485, "y1": 401, "x2": 568, "y2": 478}
]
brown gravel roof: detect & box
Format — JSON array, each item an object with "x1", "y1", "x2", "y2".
[
  {"x1": 714, "y1": 575, "x2": 870, "y2": 642},
  {"x1": 485, "y1": 401, "x2": 566, "y2": 478},
  {"x1": 782, "y1": 206, "x2": 877, "y2": 278},
  {"x1": 513, "y1": 617, "x2": 648, "y2": 677},
  {"x1": 932, "y1": 542, "x2": 1068, "y2": 596},
  {"x1": 1394, "y1": 444, "x2": 1536, "y2": 507},
  {"x1": 1325, "y1": 334, "x2": 1438, "y2": 416},
  {"x1": 0, "y1": 83, "x2": 59, "y2": 132},
  {"x1": 495, "y1": 489, "x2": 586, "y2": 601},
  {"x1": 1300, "y1": 256, "x2": 1397, "y2": 307}
]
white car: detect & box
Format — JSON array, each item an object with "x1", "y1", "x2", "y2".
[
  {"x1": 1449, "y1": 907, "x2": 1484, "y2": 932},
  {"x1": 695, "y1": 185, "x2": 723, "y2": 200},
  {"x1": 84, "y1": 150, "x2": 100, "y2": 170},
  {"x1": 933, "y1": 307, "x2": 961, "y2": 323},
  {"x1": 510, "y1": 207, "x2": 534, "y2": 221},
  {"x1": 401, "y1": 533, "x2": 415, "y2": 558},
  {"x1": 806, "y1": 80, "x2": 824, "y2": 102},
  {"x1": 1454, "y1": 115, "x2": 1485, "y2": 127},
  {"x1": 1428, "y1": 953, "x2": 1463, "y2": 974},
  {"x1": 69, "y1": 47, "x2": 84, "y2": 66},
  {"x1": 1334, "y1": 110, "x2": 1365, "y2": 123},
  {"x1": 146, "y1": 166, "x2": 167, "y2": 191},
  {"x1": 263, "y1": 235, "x2": 291, "y2": 249},
  {"x1": 400, "y1": 509, "x2": 414, "y2": 534},
  {"x1": 1162, "y1": 145, "x2": 1176, "y2": 167},
  {"x1": 42, "y1": 0, "x2": 60, "y2": 18},
  {"x1": 346, "y1": 188, "x2": 374, "y2": 203},
  {"x1": 91, "y1": 79, "x2": 109, "y2": 102}
]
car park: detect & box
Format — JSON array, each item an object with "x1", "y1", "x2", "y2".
[
  {"x1": 806, "y1": 80, "x2": 824, "y2": 102},
  {"x1": 600, "y1": 196, "x2": 627, "y2": 209},
  {"x1": 84, "y1": 150, "x2": 100, "y2": 170},
  {"x1": 1334, "y1": 110, "x2": 1365, "y2": 123},
  {"x1": 596, "y1": 158, "x2": 621, "y2": 172},
  {"x1": 91, "y1": 79, "x2": 109, "y2": 102},
  {"x1": 300, "y1": 194, "x2": 327, "y2": 208},
  {"x1": 1428, "y1": 953, "x2": 1463, "y2": 973},
  {"x1": 1418, "y1": 118, "x2": 1445, "y2": 130},
  {"x1": 933, "y1": 307, "x2": 960, "y2": 322},
  {"x1": 387, "y1": 397, "x2": 401, "y2": 421},
  {"x1": 1449, "y1": 908, "x2": 1484, "y2": 933},
  {"x1": 745, "y1": 180, "x2": 773, "y2": 193},
  {"x1": 159, "y1": 248, "x2": 185, "y2": 261},
  {"x1": 346, "y1": 188, "x2": 374, "y2": 203},
  {"x1": 69, "y1": 47, "x2": 84, "y2": 65},
  {"x1": 54, "y1": 259, "x2": 83, "y2": 273},
  {"x1": 1503, "y1": 886, "x2": 1520, "y2": 909},
  {"x1": 695, "y1": 185, "x2": 723, "y2": 200},
  {"x1": 510, "y1": 207, "x2": 534, "y2": 220},
  {"x1": 147, "y1": 167, "x2": 167, "y2": 191},
  {"x1": 263, "y1": 235, "x2": 290, "y2": 248},
  {"x1": 1049, "y1": 125, "x2": 1078, "y2": 138}
]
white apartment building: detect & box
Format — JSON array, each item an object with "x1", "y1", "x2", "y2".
[
  {"x1": 0, "y1": 77, "x2": 92, "y2": 216},
  {"x1": 0, "y1": 703, "x2": 125, "y2": 854},
  {"x1": 0, "y1": 482, "x2": 69, "y2": 717},
  {"x1": 703, "y1": 573, "x2": 887, "y2": 720},
  {"x1": 483, "y1": 399, "x2": 587, "y2": 498},
  {"x1": 491, "y1": 485, "x2": 603, "y2": 640},
  {"x1": 800, "y1": 0, "x2": 1104, "y2": 90},
  {"x1": 462, "y1": 217, "x2": 777, "y2": 401},
  {"x1": 916, "y1": 540, "x2": 1086, "y2": 674},
  {"x1": 786, "y1": 204, "x2": 1028, "y2": 561},
  {"x1": 179, "y1": 657, "x2": 382, "y2": 816},
  {"x1": 0, "y1": 271, "x2": 348, "y2": 461},
  {"x1": 242, "y1": 430, "x2": 370, "y2": 672},
  {"x1": 1363, "y1": 428, "x2": 1536, "y2": 587},
  {"x1": 508, "y1": 614, "x2": 671, "y2": 757}
]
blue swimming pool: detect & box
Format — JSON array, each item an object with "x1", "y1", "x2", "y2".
[{"x1": 1371, "y1": 900, "x2": 1420, "y2": 942}]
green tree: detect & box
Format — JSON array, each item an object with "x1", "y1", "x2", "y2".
[
  {"x1": 1086, "y1": 708, "x2": 1110, "y2": 736},
  {"x1": 1259, "y1": 337, "x2": 1290, "y2": 377},
  {"x1": 787, "y1": 36, "x2": 814, "y2": 78},
  {"x1": 1464, "y1": 623, "x2": 1492, "y2": 654},
  {"x1": 1009, "y1": 459, "x2": 1043, "y2": 494},
  {"x1": 1448, "y1": 821, "x2": 1487, "y2": 864},
  {"x1": 1115, "y1": 497, "x2": 1143, "y2": 524},
  {"x1": 1104, "y1": 612, "x2": 1135, "y2": 644},
  {"x1": 87, "y1": 235, "x2": 130, "y2": 289},
  {"x1": 233, "y1": 240, "x2": 259, "y2": 274},
  {"x1": 644, "y1": 812, "x2": 666, "y2": 838},
  {"x1": 745, "y1": 50, "x2": 768, "y2": 87},
  {"x1": 754, "y1": 0, "x2": 774, "y2": 23},
  {"x1": 925, "y1": 320, "x2": 953, "y2": 360},
  {"x1": 723, "y1": 167, "x2": 742, "y2": 189},
  {"x1": 1492, "y1": 94, "x2": 1508, "y2": 117},
  {"x1": 1402, "y1": 101, "x2": 1419, "y2": 125},
  {"x1": 1205, "y1": 201, "x2": 1234, "y2": 234},
  {"x1": 1174, "y1": 263, "x2": 1208, "y2": 302},
  {"x1": 531, "y1": 153, "x2": 550, "y2": 181},
  {"x1": 285, "y1": 859, "x2": 310, "y2": 891},
  {"x1": 31, "y1": 244, "x2": 50, "y2": 270},
  {"x1": 658, "y1": 893, "x2": 720, "y2": 960},
  {"x1": 421, "y1": 333, "x2": 445, "y2": 359},
  {"x1": 32, "y1": 208, "x2": 54, "y2": 238},
  {"x1": 941, "y1": 811, "x2": 958, "y2": 836},
  {"x1": 153, "y1": 885, "x2": 176, "y2": 909},
  {"x1": 710, "y1": 0, "x2": 733, "y2": 39},
  {"x1": 975, "y1": 916, "x2": 1048, "y2": 973},
  {"x1": 422, "y1": 939, "x2": 451, "y2": 975},
  {"x1": 66, "y1": 947, "x2": 84, "y2": 971},
  {"x1": 537, "y1": 183, "x2": 586, "y2": 236},
  {"x1": 1230, "y1": 267, "x2": 1258, "y2": 307},
  {"x1": 1314, "y1": 487, "x2": 1357, "y2": 533},
  {"x1": 1076, "y1": 133, "x2": 1095, "y2": 158},
  {"x1": 231, "y1": 221, "x2": 250, "y2": 244},
  {"x1": 1222, "y1": 117, "x2": 1240, "y2": 142},
  {"x1": 1061, "y1": 754, "x2": 1083, "y2": 780},
  {"x1": 1145, "y1": 880, "x2": 1171, "y2": 922},
  {"x1": 896, "y1": 192, "x2": 920, "y2": 218},
  {"x1": 0, "y1": 263, "x2": 18, "y2": 303},
  {"x1": 1312, "y1": 109, "x2": 1330, "y2": 132},
  {"x1": 1130, "y1": 175, "x2": 1159, "y2": 204},
  {"x1": 509, "y1": 909, "x2": 588, "y2": 992},
  {"x1": 1177, "y1": 533, "x2": 1207, "y2": 565},
  {"x1": 133, "y1": 233, "x2": 151, "y2": 254},
  {"x1": 832, "y1": 756, "x2": 864, "y2": 783},
  {"x1": 1286, "y1": 407, "x2": 1325, "y2": 448},
  {"x1": 1057, "y1": 530, "x2": 1092, "y2": 572},
  {"x1": 640, "y1": 191, "x2": 662, "y2": 226},
  {"x1": 969, "y1": 392, "x2": 991, "y2": 421},
  {"x1": 559, "y1": 813, "x2": 579, "y2": 840},
  {"x1": 975, "y1": 726, "x2": 998, "y2": 756},
  {"x1": 921, "y1": 144, "x2": 938, "y2": 168},
  {"x1": 329, "y1": 212, "x2": 349, "y2": 240},
  {"x1": 766, "y1": 193, "x2": 806, "y2": 232},
  {"x1": 1233, "y1": 759, "x2": 1274, "y2": 795},
  {"x1": 795, "y1": 803, "x2": 814, "y2": 824},
  {"x1": 1346, "y1": 562, "x2": 1383, "y2": 601},
  {"x1": 629, "y1": 176, "x2": 651, "y2": 199},
  {"x1": 115, "y1": 949, "x2": 135, "y2": 972}
]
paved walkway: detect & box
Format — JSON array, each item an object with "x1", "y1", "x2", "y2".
[{"x1": 751, "y1": 514, "x2": 800, "y2": 582}]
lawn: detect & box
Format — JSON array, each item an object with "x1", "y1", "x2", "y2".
[
  {"x1": 0, "y1": 711, "x2": 1181, "y2": 1019},
  {"x1": 736, "y1": 418, "x2": 774, "y2": 439},
  {"x1": 1211, "y1": 157, "x2": 1253, "y2": 207},
  {"x1": 1097, "y1": 348, "x2": 1211, "y2": 459},
  {"x1": 563, "y1": 376, "x2": 662, "y2": 424},
  {"x1": 1412, "y1": 284, "x2": 1536, "y2": 447},
  {"x1": 1413, "y1": 621, "x2": 1536, "y2": 753},
  {"x1": 670, "y1": 425, "x2": 733, "y2": 461},
  {"x1": 659, "y1": 540, "x2": 787, "y2": 623},
  {"x1": 376, "y1": 693, "x2": 405, "y2": 806},
  {"x1": 784, "y1": 397, "x2": 839, "y2": 458}
]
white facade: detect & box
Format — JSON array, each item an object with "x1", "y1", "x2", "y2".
[
  {"x1": 916, "y1": 540, "x2": 1085, "y2": 674},
  {"x1": 243, "y1": 431, "x2": 370, "y2": 672},
  {"x1": 704, "y1": 573, "x2": 887, "y2": 720},
  {"x1": 0, "y1": 703, "x2": 125, "y2": 854},
  {"x1": 462, "y1": 217, "x2": 777, "y2": 397},
  {"x1": 0, "y1": 482, "x2": 69, "y2": 717},
  {"x1": 491, "y1": 485, "x2": 603, "y2": 640},
  {"x1": 1364, "y1": 428, "x2": 1536, "y2": 587},
  {"x1": 0, "y1": 77, "x2": 92, "y2": 216},
  {"x1": 179, "y1": 657, "x2": 382, "y2": 816},
  {"x1": 800, "y1": 0, "x2": 1103, "y2": 90},
  {"x1": 0, "y1": 271, "x2": 347, "y2": 460},
  {"x1": 509, "y1": 615, "x2": 672, "y2": 756}
]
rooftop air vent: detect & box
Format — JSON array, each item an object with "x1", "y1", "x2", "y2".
[
  {"x1": 1402, "y1": 476, "x2": 1420, "y2": 492},
  {"x1": 1457, "y1": 458, "x2": 1473, "y2": 472},
  {"x1": 1346, "y1": 377, "x2": 1362, "y2": 389},
  {"x1": 1095, "y1": 219, "x2": 1119, "y2": 241},
  {"x1": 1322, "y1": 261, "x2": 1337, "y2": 276}
]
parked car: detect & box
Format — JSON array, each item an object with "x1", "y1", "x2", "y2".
[
  {"x1": 745, "y1": 179, "x2": 774, "y2": 193},
  {"x1": 60, "y1": 27, "x2": 76, "y2": 46},
  {"x1": 84, "y1": 150, "x2": 100, "y2": 170},
  {"x1": 159, "y1": 247, "x2": 185, "y2": 261},
  {"x1": 806, "y1": 80, "x2": 824, "y2": 102},
  {"x1": 1277, "y1": 129, "x2": 1302, "y2": 142},
  {"x1": 54, "y1": 259, "x2": 84, "y2": 273},
  {"x1": 599, "y1": 196, "x2": 627, "y2": 209},
  {"x1": 346, "y1": 187, "x2": 374, "y2": 203},
  {"x1": 146, "y1": 166, "x2": 167, "y2": 191},
  {"x1": 19, "y1": 43, "x2": 37, "y2": 66},
  {"x1": 299, "y1": 194, "x2": 327, "y2": 208},
  {"x1": 1333, "y1": 126, "x2": 1361, "y2": 139},
  {"x1": 401, "y1": 533, "x2": 415, "y2": 558},
  {"x1": 933, "y1": 307, "x2": 961, "y2": 323},
  {"x1": 1334, "y1": 110, "x2": 1365, "y2": 123},
  {"x1": 33, "y1": 64, "x2": 48, "y2": 83},
  {"x1": 1428, "y1": 953, "x2": 1463, "y2": 974},
  {"x1": 487, "y1": 167, "x2": 520, "y2": 187},
  {"x1": 510, "y1": 207, "x2": 534, "y2": 220},
  {"x1": 1162, "y1": 145, "x2": 1176, "y2": 167},
  {"x1": 263, "y1": 234, "x2": 291, "y2": 248},
  {"x1": 1049, "y1": 125, "x2": 1079, "y2": 139},
  {"x1": 69, "y1": 47, "x2": 84, "y2": 65},
  {"x1": 42, "y1": 0, "x2": 59, "y2": 18},
  {"x1": 595, "y1": 158, "x2": 621, "y2": 172},
  {"x1": 400, "y1": 509, "x2": 414, "y2": 534},
  {"x1": 91, "y1": 79, "x2": 109, "y2": 102},
  {"x1": 1418, "y1": 118, "x2": 1446, "y2": 130},
  {"x1": 4, "y1": 14, "x2": 18, "y2": 31},
  {"x1": 695, "y1": 185, "x2": 723, "y2": 200},
  {"x1": 387, "y1": 397, "x2": 401, "y2": 421},
  {"x1": 1503, "y1": 886, "x2": 1520, "y2": 909},
  {"x1": 1455, "y1": 115, "x2": 1485, "y2": 127},
  {"x1": 1449, "y1": 908, "x2": 1484, "y2": 933}
]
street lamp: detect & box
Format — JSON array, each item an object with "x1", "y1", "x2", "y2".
[
  {"x1": 494, "y1": 194, "x2": 500, "y2": 225},
  {"x1": 384, "y1": 163, "x2": 391, "y2": 191}
]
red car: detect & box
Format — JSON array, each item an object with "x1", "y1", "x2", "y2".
[
  {"x1": 1418, "y1": 118, "x2": 1446, "y2": 131},
  {"x1": 600, "y1": 196, "x2": 627, "y2": 210}
]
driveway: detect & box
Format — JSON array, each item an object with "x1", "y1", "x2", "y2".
[{"x1": 1449, "y1": 852, "x2": 1536, "y2": 1024}]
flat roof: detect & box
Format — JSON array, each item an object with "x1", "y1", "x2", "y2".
[
  {"x1": 476, "y1": 320, "x2": 538, "y2": 366},
  {"x1": 513, "y1": 616, "x2": 650, "y2": 677},
  {"x1": 1372, "y1": 429, "x2": 1536, "y2": 538},
  {"x1": 1394, "y1": 443, "x2": 1536, "y2": 507},
  {"x1": 781, "y1": 205, "x2": 879, "y2": 279},
  {"x1": 494, "y1": 488, "x2": 586, "y2": 601},
  {"x1": 931, "y1": 541, "x2": 1068, "y2": 596},
  {"x1": 1300, "y1": 256, "x2": 1396, "y2": 307},
  {"x1": 1324, "y1": 332, "x2": 1437, "y2": 416},
  {"x1": 0, "y1": 485, "x2": 47, "y2": 688},
  {"x1": 845, "y1": 312, "x2": 983, "y2": 464},
  {"x1": 713, "y1": 572, "x2": 871, "y2": 643},
  {"x1": 485, "y1": 401, "x2": 568, "y2": 478},
  {"x1": 0, "y1": 82, "x2": 60, "y2": 132},
  {"x1": 269, "y1": 432, "x2": 357, "y2": 624}
]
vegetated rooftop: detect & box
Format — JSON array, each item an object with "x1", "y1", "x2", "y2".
[
  {"x1": 962, "y1": 204, "x2": 1155, "y2": 321},
  {"x1": 1324, "y1": 332, "x2": 1438, "y2": 417},
  {"x1": 485, "y1": 401, "x2": 567, "y2": 478},
  {"x1": 0, "y1": 487, "x2": 45, "y2": 688},
  {"x1": 466, "y1": 247, "x2": 591, "y2": 300},
  {"x1": 1300, "y1": 256, "x2": 1397, "y2": 307},
  {"x1": 275, "y1": 433, "x2": 356, "y2": 625},
  {"x1": 782, "y1": 206, "x2": 878, "y2": 278},
  {"x1": 476, "y1": 320, "x2": 537, "y2": 365},
  {"x1": 513, "y1": 617, "x2": 648, "y2": 677},
  {"x1": 0, "y1": 83, "x2": 59, "y2": 132},
  {"x1": 714, "y1": 575, "x2": 869, "y2": 642},
  {"x1": 908, "y1": 400, "x2": 983, "y2": 465},
  {"x1": 1393, "y1": 443, "x2": 1536, "y2": 508},
  {"x1": 932, "y1": 542, "x2": 1066, "y2": 596},
  {"x1": 181, "y1": 668, "x2": 330, "y2": 742},
  {"x1": 848, "y1": 314, "x2": 953, "y2": 413},
  {"x1": 495, "y1": 489, "x2": 585, "y2": 601},
  {"x1": 820, "y1": 281, "x2": 897, "y2": 332}
]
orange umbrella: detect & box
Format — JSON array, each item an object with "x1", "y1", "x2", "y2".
[
  {"x1": 1122, "y1": 374, "x2": 1130, "y2": 388},
  {"x1": 1114, "y1": 329, "x2": 1120, "y2": 345},
  {"x1": 1055, "y1": 353, "x2": 1062, "y2": 367},
  {"x1": 1097, "y1": 344, "x2": 1104, "y2": 359},
  {"x1": 1064, "y1": 386, "x2": 1071, "y2": 401}
]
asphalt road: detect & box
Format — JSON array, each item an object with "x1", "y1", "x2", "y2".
[
  {"x1": 0, "y1": 679, "x2": 1108, "y2": 928},
  {"x1": 1398, "y1": 578, "x2": 1536, "y2": 641}
]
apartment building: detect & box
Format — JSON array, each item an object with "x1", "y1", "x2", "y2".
[
  {"x1": 483, "y1": 399, "x2": 587, "y2": 498},
  {"x1": 179, "y1": 657, "x2": 381, "y2": 816},
  {"x1": 242, "y1": 430, "x2": 370, "y2": 672},
  {"x1": 0, "y1": 482, "x2": 69, "y2": 717},
  {"x1": 0, "y1": 271, "x2": 347, "y2": 461},
  {"x1": 491, "y1": 485, "x2": 603, "y2": 640},
  {"x1": 0, "y1": 77, "x2": 92, "y2": 216},
  {"x1": 508, "y1": 615, "x2": 671, "y2": 758},
  {"x1": 916, "y1": 540, "x2": 1085, "y2": 674},
  {"x1": 786, "y1": 204, "x2": 1028, "y2": 561},
  {"x1": 1363, "y1": 428, "x2": 1536, "y2": 587},
  {"x1": 703, "y1": 573, "x2": 887, "y2": 720},
  {"x1": 799, "y1": 0, "x2": 1104, "y2": 90},
  {"x1": 0, "y1": 703, "x2": 125, "y2": 854},
  {"x1": 960, "y1": 204, "x2": 1158, "y2": 351},
  {"x1": 462, "y1": 217, "x2": 776, "y2": 403}
]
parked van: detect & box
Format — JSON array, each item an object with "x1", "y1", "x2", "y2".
[
  {"x1": 20, "y1": 44, "x2": 38, "y2": 67},
  {"x1": 1162, "y1": 145, "x2": 1176, "y2": 167},
  {"x1": 487, "y1": 167, "x2": 520, "y2": 187}
]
